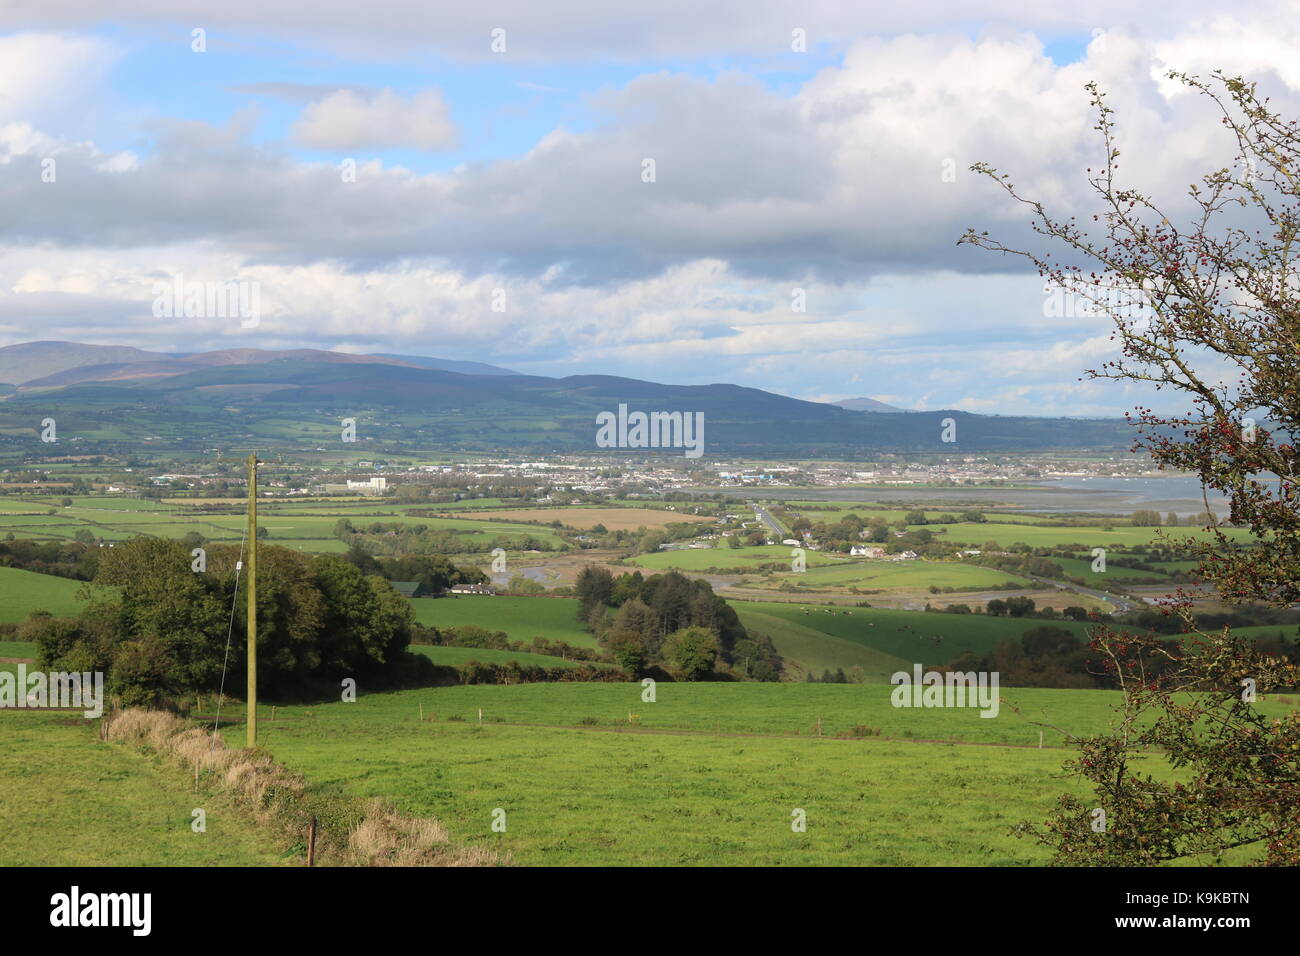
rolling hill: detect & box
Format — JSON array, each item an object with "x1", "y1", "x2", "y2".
[{"x1": 0, "y1": 341, "x2": 1136, "y2": 455}]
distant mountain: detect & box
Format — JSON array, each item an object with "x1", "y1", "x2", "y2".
[
  {"x1": 369, "y1": 353, "x2": 516, "y2": 376},
  {"x1": 0, "y1": 342, "x2": 512, "y2": 390},
  {"x1": 0, "y1": 342, "x2": 1136, "y2": 456},
  {"x1": 0, "y1": 342, "x2": 173, "y2": 386},
  {"x1": 833, "y1": 397, "x2": 910, "y2": 413}
]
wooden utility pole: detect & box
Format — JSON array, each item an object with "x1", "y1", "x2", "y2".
[{"x1": 247, "y1": 453, "x2": 258, "y2": 748}]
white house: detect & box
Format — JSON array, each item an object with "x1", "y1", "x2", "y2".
[
  {"x1": 449, "y1": 583, "x2": 495, "y2": 595},
  {"x1": 850, "y1": 545, "x2": 886, "y2": 558}
]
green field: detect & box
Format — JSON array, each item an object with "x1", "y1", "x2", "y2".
[
  {"x1": 0, "y1": 566, "x2": 87, "y2": 623},
  {"x1": 410, "y1": 595, "x2": 595, "y2": 647},
  {"x1": 0, "y1": 711, "x2": 291, "y2": 866},
  {"x1": 733, "y1": 600, "x2": 1110, "y2": 677},
  {"x1": 5, "y1": 679, "x2": 1285, "y2": 866},
  {"x1": 1049, "y1": 555, "x2": 1173, "y2": 584},
  {"x1": 411, "y1": 644, "x2": 611, "y2": 670},
  {"x1": 241, "y1": 682, "x2": 1282, "y2": 866},
  {"x1": 0, "y1": 494, "x2": 572, "y2": 552}
]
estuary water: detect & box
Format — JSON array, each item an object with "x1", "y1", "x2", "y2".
[{"x1": 688, "y1": 475, "x2": 1230, "y2": 517}]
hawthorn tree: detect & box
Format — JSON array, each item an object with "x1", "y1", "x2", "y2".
[{"x1": 962, "y1": 71, "x2": 1300, "y2": 865}]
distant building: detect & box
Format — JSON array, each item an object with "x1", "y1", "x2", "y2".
[
  {"x1": 449, "y1": 583, "x2": 495, "y2": 595},
  {"x1": 850, "y1": 545, "x2": 886, "y2": 558}
]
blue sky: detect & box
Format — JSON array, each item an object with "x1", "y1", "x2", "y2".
[{"x1": 0, "y1": 2, "x2": 1295, "y2": 416}]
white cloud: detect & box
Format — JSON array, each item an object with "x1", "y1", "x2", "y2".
[
  {"x1": 1, "y1": 8, "x2": 1295, "y2": 416},
  {"x1": 0, "y1": 1, "x2": 1272, "y2": 61},
  {"x1": 292, "y1": 87, "x2": 458, "y2": 151},
  {"x1": 0, "y1": 32, "x2": 117, "y2": 125}
]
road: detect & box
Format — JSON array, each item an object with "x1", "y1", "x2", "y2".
[
  {"x1": 1027, "y1": 574, "x2": 1136, "y2": 613},
  {"x1": 750, "y1": 502, "x2": 786, "y2": 539}
]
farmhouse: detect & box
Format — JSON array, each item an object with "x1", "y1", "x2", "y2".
[
  {"x1": 449, "y1": 583, "x2": 495, "y2": 595},
  {"x1": 850, "y1": 545, "x2": 886, "y2": 558}
]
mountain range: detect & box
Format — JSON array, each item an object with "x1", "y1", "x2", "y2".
[{"x1": 0, "y1": 342, "x2": 1134, "y2": 456}]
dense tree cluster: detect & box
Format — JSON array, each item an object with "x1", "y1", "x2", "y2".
[
  {"x1": 0, "y1": 538, "x2": 99, "y2": 580},
  {"x1": 574, "y1": 566, "x2": 781, "y2": 681},
  {"x1": 30, "y1": 537, "x2": 432, "y2": 707},
  {"x1": 339, "y1": 544, "x2": 487, "y2": 595},
  {"x1": 333, "y1": 518, "x2": 557, "y2": 556}
]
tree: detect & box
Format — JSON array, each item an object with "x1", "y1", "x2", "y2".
[
  {"x1": 963, "y1": 71, "x2": 1300, "y2": 864},
  {"x1": 38, "y1": 537, "x2": 427, "y2": 702},
  {"x1": 603, "y1": 629, "x2": 646, "y2": 677},
  {"x1": 664, "y1": 626, "x2": 718, "y2": 681},
  {"x1": 575, "y1": 565, "x2": 615, "y2": 619}
]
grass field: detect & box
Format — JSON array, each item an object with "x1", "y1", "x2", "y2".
[
  {"x1": 242, "y1": 682, "x2": 1284, "y2": 865},
  {"x1": 0, "y1": 711, "x2": 291, "y2": 866},
  {"x1": 411, "y1": 644, "x2": 612, "y2": 670},
  {"x1": 732, "y1": 600, "x2": 1111, "y2": 677},
  {"x1": 0, "y1": 494, "x2": 573, "y2": 552},
  {"x1": 0, "y1": 640, "x2": 36, "y2": 659},
  {"x1": 0, "y1": 566, "x2": 87, "y2": 623},
  {"x1": 410, "y1": 595, "x2": 595, "y2": 647},
  {"x1": 5, "y1": 679, "x2": 1285, "y2": 866},
  {"x1": 1049, "y1": 555, "x2": 1173, "y2": 584}
]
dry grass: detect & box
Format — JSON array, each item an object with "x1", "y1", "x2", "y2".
[
  {"x1": 106, "y1": 709, "x2": 502, "y2": 867},
  {"x1": 346, "y1": 798, "x2": 501, "y2": 867}
]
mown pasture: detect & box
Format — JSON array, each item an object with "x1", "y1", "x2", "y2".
[
  {"x1": 0, "y1": 711, "x2": 291, "y2": 866},
  {"x1": 0, "y1": 565, "x2": 87, "y2": 623},
  {"x1": 732, "y1": 600, "x2": 1111, "y2": 678},
  {"x1": 241, "y1": 682, "x2": 1284, "y2": 866},
  {"x1": 410, "y1": 595, "x2": 595, "y2": 647}
]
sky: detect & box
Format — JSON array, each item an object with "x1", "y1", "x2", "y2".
[{"x1": 1, "y1": 1, "x2": 1297, "y2": 416}]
